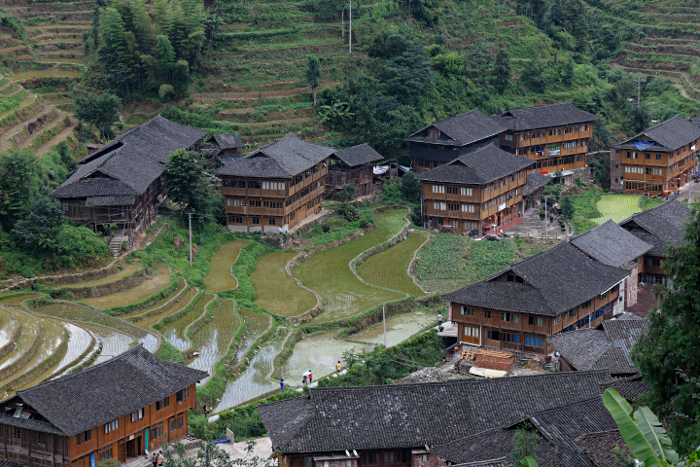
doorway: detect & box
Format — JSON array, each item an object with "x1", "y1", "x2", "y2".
[
  {"x1": 463, "y1": 325, "x2": 480, "y2": 345},
  {"x1": 126, "y1": 436, "x2": 142, "y2": 459}
]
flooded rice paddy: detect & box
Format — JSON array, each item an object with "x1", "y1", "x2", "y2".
[
  {"x1": 85, "y1": 324, "x2": 133, "y2": 365},
  {"x1": 346, "y1": 312, "x2": 435, "y2": 346},
  {"x1": 251, "y1": 251, "x2": 315, "y2": 317},
  {"x1": 161, "y1": 293, "x2": 213, "y2": 350},
  {"x1": 81, "y1": 268, "x2": 171, "y2": 308},
  {"x1": 236, "y1": 309, "x2": 271, "y2": 360},
  {"x1": 188, "y1": 299, "x2": 239, "y2": 384},
  {"x1": 204, "y1": 240, "x2": 249, "y2": 292},
  {"x1": 49, "y1": 322, "x2": 92, "y2": 377},
  {"x1": 0, "y1": 309, "x2": 16, "y2": 349},
  {"x1": 134, "y1": 288, "x2": 200, "y2": 330},
  {"x1": 0, "y1": 311, "x2": 36, "y2": 371},
  {"x1": 295, "y1": 209, "x2": 407, "y2": 323}
]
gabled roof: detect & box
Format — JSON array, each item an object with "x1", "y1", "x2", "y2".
[
  {"x1": 523, "y1": 170, "x2": 551, "y2": 197},
  {"x1": 433, "y1": 398, "x2": 619, "y2": 467},
  {"x1": 575, "y1": 430, "x2": 633, "y2": 467},
  {"x1": 212, "y1": 133, "x2": 244, "y2": 150},
  {"x1": 333, "y1": 144, "x2": 383, "y2": 167},
  {"x1": 443, "y1": 243, "x2": 629, "y2": 316},
  {"x1": 11, "y1": 345, "x2": 207, "y2": 436},
  {"x1": 547, "y1": 319, "x2": 648, "y2": 375},
  {"x1": 258, "y1": 370, "x2": 612, "y2": 454},
  {"x1": 599, "y1": 374, "x2": 650, "y2": 401},
  {"x1": 493, "y1": 102, "x2": 599, "y2": 132},
  {"x1": 619, "y1": 200, "x2": 690, "y2": 256},
  {"x1": 612, "y1": 115, "x2": 700, "y2": 152},
  {"x1": 214, "y1": 133, "x2": 335, "y2": 178},
  {"x1": 406, "y1": 109, "x2": 507, "y2": 146},
  {"x1": 570, "y1": 219, "x2": 653, "y2": 268},
  {"x1": 415, "y1": 144, "x2": 533, "y2": 186},
  {"x1": 52, "y1": 115, "x2": 207, "y2": 201}
]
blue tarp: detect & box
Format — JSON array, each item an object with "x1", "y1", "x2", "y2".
[{"x1": 634, "y1": 140, "x2": 655, "y2": 151}]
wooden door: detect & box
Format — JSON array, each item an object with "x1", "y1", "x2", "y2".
[{"x1": 463, "y1": 325, "x2": 480, "y2": 345}]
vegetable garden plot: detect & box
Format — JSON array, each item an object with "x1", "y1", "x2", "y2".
[
  {"x1": 61, "y1": 264, "x2": 141, "y2": 288},
  {"x1": 81, "y1": 268, "x2": 172, "y2": 308},
  {"x1": 235, "y1": 309, "x2": 271, "y2": 361},
  {"x1": 214, "y1": 327, "x2": 290, "y2": 412},
  {"x1": 188, "y1": 299, "x2": 240, "y2": 385},
  {"x1": 0, "y1": 311, "x2": 36, "y2": 371},
  {"x1": 49, "y1": 322, "x2": 92, "y2": 377},
  {"x1": 251, "y1": 251, "x2": 315, "y2": 317},
  {"x1": 295, "y1": 209, "x2": 406, "y2": 323},
  {"x1": 591, "y1": 195, "x2": 642, "y2": 224},
  {"x1": 346, "y1": 312, "x2": 436, "y2": 347},
  {"x1": 357, "y1": 232, "x2": 428, "y2": 296},
  {"x1": 162, "y1": 293, "x2": 213, "y2": 350},
  {"x1": 82, "y1": 324, "x2": 133, "y2": 365},
  {"x1": 133, "y1": 288, "x2": 200, "y2": 330},
  {"x1": 204, "y1": 240, "x2": 249, "y2": 292}
]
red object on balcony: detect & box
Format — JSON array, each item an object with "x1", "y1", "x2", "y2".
[{"x1": 540, "y1": 171, "x2": 548, "y2": 174}]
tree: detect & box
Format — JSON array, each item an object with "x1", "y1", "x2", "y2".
[
  {"x1": 335, "y1": 184, "x2": 356, "y2": 203},
  {"x1": 560, "y1": 58, "x2": 574, "y2": 86},
  {"x1": 162, "y1": 149, "x2": 222, "y2": 224},
  {"x1": 632, "y1": 208, "x2": 700, "y2": 453},
  {"x1": 629, "y1": 104, "x2": 651, "y2": 134},
  {"x1": 522, "y1": 60, "x2": 545, "y2": 93},
  {"x1": 511, "y1": 421, "x2": 541, "y2": 465},
  {"x1": 74, "y1": 93, "x2": 122, "y2": 141},
  {"x1": 0, "y1": 149, "x2": 41, "y2": 232},
  {"x1": 400, "y1": 172, "x2": 421, "y2": 204},
  {"x1": 560, "y1": 196, "x2": 575, "y2": 219},
  {"x1": 13, "y1": 197, "x2": 65, "y2": 255},
  {"x1": 306, "y1": 54, "x2": 321, "y2": 107},
  {"x1": 493, "y1": 49, "x2": 511, "y2": 94}
]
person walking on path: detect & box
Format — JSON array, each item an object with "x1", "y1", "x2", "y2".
[
  {"x1": 157, "y1": 453, "x2": 164, "y2": 467},
  {"x1": 438, "y1": 313, "x2": 443, "y2": 327},
  {"x1": 336, "y1": 361, "x2": 342, "y2": 374},
  {"x1": 151, "y1": 453, "x2": 157, "y2": 467},
  {"x1": 308, "y1": 370, "x2": 313, "y2": 384},
  {"x1": 302, "y1": 374, "x2": 308, "y2": 386},
  {"x1": 280, "y1": 379, "x2": 284, "y2": 392}
]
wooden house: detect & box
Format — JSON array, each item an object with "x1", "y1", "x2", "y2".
[
  {"x1": 416, "y1": 144, "x2": 533, "y2": 234},
  {"x1": 202, "y1": 133, "x2": 245, "y2": 167},
  {"x1": 548, "y1": 317, "x2": 648, "y2": 376},
  {"x1": 570, "y1": 220, "x2": 653, "y2": 311},
  {"x1": 618, "y1": 199, "x2": 690, "y2": 286},
  {"x1": 215, "y1": 133, "x2": 334, "y2": 233},
  {"x1": 522, "y1": 170, "x2": 551, "y2": 213},
  {"x1": 493, "y1": 102, "x2": 598, "y2": 172},
  {"x1": 443, "y1": 242, "x2": 629, "y2": 355},
  {"x1": 405, "y1": 109, "x2": 507, "y2": 174},
  {"x1": 610, "y1": 115, "x2": 700, "y2": 195},
  {"x1": 258, "y1": 371, "x2": 614, "y2": 467},
  {"x1": 0, "y1": 346, "x2": 206, "y2": 467},
  {"x1": 50, "y1": 115, "x2": 208, "y2": 245},
  {"x1": 326, "y1": 144, "x2": 383, "y2": 198}
]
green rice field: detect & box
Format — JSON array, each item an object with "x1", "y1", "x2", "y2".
[
  {"x1": 236, "y1": 308, "x2": 271, "y2": 361},
  {"x1": 204, "y1": 240, "x2": 249, "y2": 292},
  {"x1": 591, "y1": 195, "x2": 642, "y2": 224},
  {"x1": 188, "y1": 299, "x2": 240, "y2": 384},
  {"x1": 133, "y1": 288, "x2": 200, "y2": 330},
  {"x1": 62, "y1": 264, "x2": 142, "y2": 288},
  {"x1": 251, "y1": 251, "x2": 315, "y2": 317},
  {"x1": 294, "y1": 209, "x2": 407, "y2": 323},
  {"x1": 120, "y1": 277, "x2": 187, "y2": 319},
  {"x1": 0, "y1": 293, "x2": 41, "y2": 304},
  {"x1": 81, "y1": 268, "x2": 172, "y2": 308},
  {"x1": 161, "y1": 293, "x2": 213, "y2": 350},
  {"x1": 357, "y1": 232, "x2": 428, "y2": 296}
]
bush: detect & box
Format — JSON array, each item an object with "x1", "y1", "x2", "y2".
[
  {"x1": 539, "y1": 210, "x2": 546, "y2": 220},
  {"x1": 337, "y1": 203, "x2": 360, "y2": 222},
  {"x1": 359, "y1": 218, "x2": 369, "y2": 229}
]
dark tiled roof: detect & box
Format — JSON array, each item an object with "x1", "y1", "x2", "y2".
[
  {"x1": 494, "y1": 102, "x2": 599, "y2": 132},
  {"x1": 212, "y1": 133, "x2": 244, "y2": 150},
  {"x1": 452, "y1": 460, "x2": 508, "y2": 467},
  {"x1": 626, "y1": 286, "x2": 658, "y2": 318},
  {"x1": 575, "y1": 430, "x2": 632, "y2": 467},
  {"x1": 415, "y1": 144, "x2": 533, "y2": 186},
  {"x1": 443, "y1": 243, "x2": 629, "y2": 316},
  {"x1": 216, "y1": 154, "x2": 243, "y2": 166},
  {"x1": 619, "y1": 200, "x2": 690, "y2": 256},
  {"x1": 691, "y1": 116, "x2": 700, "y2": 127},
  {"x1": 612, "y1": 115, "x2": 700, "y2": 151},
  {"x1": 215, "y1": 133, "x2": 335, "y2": 178},
  {"x1": 523, "y1": 171, "x2": 551, "y2": 197},
  {"x1": 570, "y1": 219, "x2": 653, "y2": 268},
  {"x1": 333, "y1": 144, "x2": 383, "y2": 167},
  {"x1": 258, "y1": 371, "x2": 613, "y2": 454},
  {"x1": 53, "y1": 115, "x2": 207, "y2": 201},
  {"x1": 16, "y1": 345, "x2": 207, "y2": 436},
  {"x1": 599, "y1": 374, "x2": 650, "y2": 401},
  {"x1": 406, "y1": 109, "x2": 506, "y2": 146},
  {"x1": 85, "y1": 195, "x2": 136, "y2": 206},
  {"x1": 548, "y1": 319, "x2": 648, "y2": 374},
  {"x1": 0, "y1": 413, "x2": 65, "y2": 436}
]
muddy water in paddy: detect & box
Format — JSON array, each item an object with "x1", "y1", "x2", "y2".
[
  {"x1": 0, "y1": 311, "x2": 36, "y2": 370},
  {"x1": 162, "y1": 293, "x2": 214, "y2": 350},
  {"x1": 188, "y1": 300, "x2": 239, "y2": 385},
  {"x1": 214, "y1": 328, "x2": 290, "y2": 413},
  {"x1": 83, "y1": 324, "x2": 133, "y2": 364},
  {"x1": 346, "y1": 312, "x2": 435, "y2": 347},
  {"x1": 0, "y1": 308, "x2": 16, "y2": 349},
  {"x1": 49, "y1": 322, "x2": 92, "y2": 377},
  {"x1": 235, "y1": 309, "x2": 270, "y2": 361}
]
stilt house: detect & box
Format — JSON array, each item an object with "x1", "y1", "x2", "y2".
[{"x1": 326, "y1": 144, "x2": 383, "y2": 198}]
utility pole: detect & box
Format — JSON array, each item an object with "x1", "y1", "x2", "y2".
[
  {"x1": 189, "y1": 213, "x2": 193, "y2": 268},
  {"x1": 543, "y1": 195, "x2": 547, "y2": 241},
  {"x1": 634, "y1": 72, "x2": 645, "y2": 109},
  {"x1": 349, "y1": 0, "x2": 352, "y2": 54},
  {"x1": 382, "y1": 305, "x2": 387, "y2": 348}
]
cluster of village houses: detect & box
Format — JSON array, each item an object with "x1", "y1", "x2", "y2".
[{"x1": 0, "y1": 103, "x2": 694, "y2": 467}]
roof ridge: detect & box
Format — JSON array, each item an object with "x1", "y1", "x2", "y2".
[{"x1": 528, "y1": 396, "x2": 602, "y2": 418}]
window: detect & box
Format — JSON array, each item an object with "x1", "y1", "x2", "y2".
[
  {"x1": 77, "y1": 430, "x2": 91, "y2": 445},
  {"x1": 461, "y1": 306, "x2": 474, "y2": 316},
  {"x1": 582, "y1": 300, "x2": 592, "y2": 308},
  {"x1": 13, "y1": 427, "x2": 20, "y2": 440},
  {"x1": 252, "y1": 218, "x2": 260, "y2": 225},
  {"x1": 464, "y1": 221, "x2": 477, "y2": 230},
  {"x1": 563, "y1": 141, "x2": 576, "y2": 149},
  {"x1": 627, "y1": 152, "x2": 638, "y2": 159},
  {"x1": 433, "y1": 202, "x2": 446, "y2": 210},
  {"x1": 432, "y1": 185, "x2": 445, "y2": 194},
  {"x1": 361, "y1": 453, "x2": 380, "y2": 466},
  {"x1": 37, "y1": 432, "x2": 46, "y2": 445},
  {"x1": 131, "y1": 408, "x2": 144, "y2": 422},
  {"x1": 104, "y1": 419, "x2": 118, "y2": 434},
  {"x1": 248, "y1": 180, "x2": 261, "y2": 189},
  {"x1": 645, "y1": 153, "x2": 651, "y2": 159},
  {"x1": 156, "y1": 396, "x2": 170, "y2": 411},
  {"x1": 505, "y1": 133, "x2": 513, "y2": 141},
  {"x1": 528, "y1": 316, "x2": 543, "y2": 326},
  {"x1": 176, "y1": 387, "x2": 189, "y2": 402},
  {"x1": 501, "y1": 312, "x2": 518, "y2": 322},
  {"x1": 446, "y1": 186, "x2": 459, "y2": 194},
  {"x1": 460, "y1": 187, "x2": 473, "y2": 196},
  {"x1": 262, "y1": 181, "x2": 285, "y2": 190},
  {"x1": 464, "y1": 327, "x2": 479, "y2": 338},
  {"x1": 461, "y1": 204, "x2": 475, "y2": 213},
  {"x1": 268, "y1": 218, "x2": 276, "y2": 225},
  {"x1": 624, "y1": 166, "x2": 644, "y2": 174},
  {"x1": 98, "y1": 445, "x2": 113, "y2": 462},
  {"x1": 228, "y1": 216, "x2": 243, "y2": 224},
  {"x1": 568, "y1": 307, "x2": 577, "y2": 317},
  {"x1": 656, "y1": 154, "x2": 662, "y2": 160},
  {"x1": 447, "y1": 202, "x2": 459, "y2": 211},
  {"x1": 61, "y1": 203, "x2": 69, "y2": 212},
  {"x1": 525, "y1": 336, "x2": 543, "y2": 347}
]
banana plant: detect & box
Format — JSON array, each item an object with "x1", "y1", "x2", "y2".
[{"x1": 516, "y1": 456, "x2": 538, "y2": 467}]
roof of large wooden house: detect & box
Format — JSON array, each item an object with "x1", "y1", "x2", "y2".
[
  {"x1": 523, "y1": 170, "x2": 551, "y2": 197},
  {"x1": 570, "y1": 219, "x2": 653, "y2": 268},
  {"x1": 211, "y1": 133, "x2": 244, "y2": 150},
  {"x1": 599, "y1": 374, "x2": 650, "y2": 401},
  {"x1": 619, "y1": 199, "x2": 690, "y2": 256},
  {"x1": 257, "y1": 370, "x2": 612, "y2": 454},
  {"x1": 406, "y1": 109, "x2": 507, "y2": 147},
  {"x1": 547, "y1": 319, "x2": 648, "y2": 375},
  {"x1": 0, "y1": 346, "x2": 207, "y2": 437},
  {"x1": 51, "y1": 115, "x2": 207, "y2": 203},
  {"x1": 214, "y1": 132, "x2": 335, "y2": 179},
  {"x1": 612, "y1": 115, "x2": 700, "y2": 152},
  {"x1": 415, "y1": 144, "x2": 533, "y2": 186},
  {"x1": 332, "y1": 144, "x2": 383, "y2": 167},
  {"x1": 575, "y1": 430, "x2": 634, "y2": 467},
  {"x1": 443, "y1": 242, "x2": 629, "y2": 316},
  {"x1": 493, "y1": 102, "x2": 599, "y2": 132}
]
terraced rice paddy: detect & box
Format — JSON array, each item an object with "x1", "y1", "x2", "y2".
[
  {"x1": 0, "y1": 309, "x2": 16, "y2": 348},
  {"x1": 31, "y1": 302, "x2": 149, "y2": 340},
  {"x1": 592, "y1": 195, "x2": 642, "y2": 224},
  {"x1": 251, "y1": 251, "x2": 315, "y2": 317},
  {"x1": 0, "y1": 311, "x2": 36, "y2": 370},
  {"x1": 81, "y1": 268, "x2": 172, "y2": 309},
  {"x1": 204, "y1": 240, "x2": 249, "y2": 292},
  {"x1": 188, "y1": 299, "x2": 240, "y2": 384},
  {"x1": 357, "y1": 232, "x2": 428, "y2": 296},
  {"x1": 236, "y1": 309, "x2": 271, "y2": 361},
  {"x1": 295, "y1": 209, "x2": 407, "y2": 323},
  {"x1": 7, "y1": 316, "x2": 64, "y2": 382},
  {"x1": 84, "y1": 324, "x2": 134, "y2": 365},
  {"x1": 49, "y1": 322, "x2": 92, "y2": 377},
  {"x1": 282, "y1": 330, "x2": 371, "y2": 381},
  {"x1": 161, "y1": 294, "x2": 213, "y2": 350},
  {"x1": 346, "y1": 312, "x2": 436, "y2": 347},
  {"x1": 12, "y1": 70, "x2": 81, "y2": 79},
  {"x1": 120, "y1": 277, "x2": 186, "y2": 319},
  {"x1": 133, "y1": 288, "x2": 200, "y2": 330},
  {"x1": 0, "y1": 294, "x2": 40, "y2": 304},
  {"x1": 215, "y1": 327, "x2": 290, "y2": 412},
  {"x1": 62, "y1": 264, "x2": 142, "y2": 288}
]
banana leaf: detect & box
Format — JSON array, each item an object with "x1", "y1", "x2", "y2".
[
  {"x1": 516, "y1": 456, "x2": 539, "y2": 467},
  {"x1": 634, "y1": 406, "x2": 679, "y2": 464}
]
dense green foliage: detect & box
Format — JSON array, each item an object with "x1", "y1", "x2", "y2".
[
  {"x1": 74, "y1": 93, "x2": 122, "y2": 141},
  {"x1": 632, "y1": 209, "x2": 700, "y2": 453}
]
